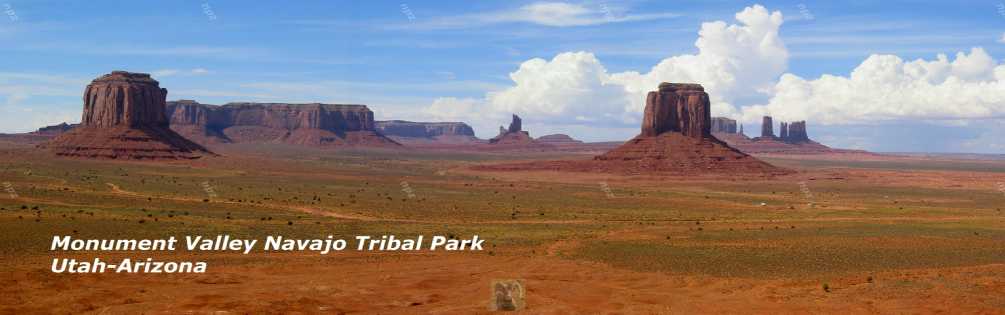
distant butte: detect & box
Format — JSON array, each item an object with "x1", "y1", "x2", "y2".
[
  {"x1": 41, "y1": 71, "x2": 212, "y2": 159},
  {"x1": 375, "y1": 120, "x2": 482, "y2": 145},
  {"x1": 713, "y1": 115, "x2": 864, "y2": 154},
  {"x1": 477, "y1": 83, "x2": 787, "y2": 175},
  {"x1": 488, "y1": 114, "x2": 543, "y2": 146},
  {"x1": 165, "y1": 100, "x2": 399, "y2": 147}
]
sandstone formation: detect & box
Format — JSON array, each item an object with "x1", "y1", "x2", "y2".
[
  {"x1": 507, "y1": 114, "x2": 522, "y2": 133},
  {"x1": 164, "y1": 100, "x2": 398, "y2": 147},
  {"x1": 711, "y1": 117, "x2": 737, "y2": 134},
  {"x1": 783, "y1": 121, "x2": 809, "y2": 143},
  {"x1": 34, "y1": 122, "x2": 78, "y2": 136},
  {"x1": 489, "y1": 114, "x2": 537, "y2": 145},
  {"x1": 591, "y1": 83, "x2": 782, "y2": 174},
  {"x1": 42, "y1": 71, "x2": 211, "y2": 159},
  {"x1": 760, "y1": 116, "x2": 775, "y2": 138},
  {"x1": 720, "y1": 116, "x2": 851, "y2": 154},
  {"x1": 711, "y1": 116, "x2": 751, "y2": 144},
  {"x1": 478, "y1": 84, "x2": 784, "y2": 174},
  {"x1": 641, "y1": 83, "x2": 710, "y2": 138},
  {"x1": 375, "y1": 120, "x2": 481, "y2": 145}
]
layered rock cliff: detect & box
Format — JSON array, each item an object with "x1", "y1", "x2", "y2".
[
  {"x1": 41, "y1": 71, "x2": 211, "y2": 159},
  {"x1": 164, "y1": 100, "x2": 397, "y2": 146},
  {"x1": 640, "y1": 83, "x2": 711, "y2": 138}
]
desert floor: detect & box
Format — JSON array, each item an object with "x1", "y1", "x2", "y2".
[{"x1": 1, "y1": 144, "x2": 1004, "y2": 314}]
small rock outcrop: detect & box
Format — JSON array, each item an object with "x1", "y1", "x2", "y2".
[
  {"x1": 164, "y1": 101, "x2": 398, "y2": 147},
  {"x1": 42, "y1": 71, "x2": 211, "y2": 159}
]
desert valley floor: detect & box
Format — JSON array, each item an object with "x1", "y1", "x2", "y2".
[{"x1": 1, "y1": 144, "x2": 1004, "y2": 314}]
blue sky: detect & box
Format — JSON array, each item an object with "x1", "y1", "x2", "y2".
[{"x1": 1, "y1": 1, "x2": 1004, "y2": 153}]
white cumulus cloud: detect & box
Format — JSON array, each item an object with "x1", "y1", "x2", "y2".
[
  {"x1": 426, "y1": 4, "x2": 788, "y2": 135},
  {"x1": 741, "y1": 47, "x2": 1005, "y2": 124}
]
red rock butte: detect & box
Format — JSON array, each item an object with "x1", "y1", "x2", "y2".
[
  {"x1": 41, "y1": 71, "x2": 212, "y2": 159},
  {"x1": 477, "y1": 83, "x2": 786, "y2": 175},
  {"x1": 592, "y1": 82, "x2": 784, "y2": 174}
]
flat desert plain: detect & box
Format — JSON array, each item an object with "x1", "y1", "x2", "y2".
[{"x1": 1, "y1": 145, "x2": 1004, "y2": 314}]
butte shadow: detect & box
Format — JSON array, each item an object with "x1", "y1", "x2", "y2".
[{"x1": 474, "y1": 83, "x2": 790, "y2": 176}]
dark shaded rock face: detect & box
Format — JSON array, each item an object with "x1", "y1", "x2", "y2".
[
  {"x1": 711, "y1": 117, "x2": 737, "y2": 134},
  {"x1": 761, "y1": 116, "x2": 775, "y2": 138},
  {"x1": 42, "y1": 71, "x2": 211, "y2": 159},
  {"x1": 640, "y1": 83, "x2": 710, "y2": 138},
  {"x1": 164, "y1": 101, "x2": 397, "y2": 146},
  {"x1": 507, "y1": 114, "x2": 522, "y2": 133},
  {"x1": 33, "y1": 122, "x2": 78, "y2": 135},
  {"x1": 780, "y1": 122, "x2": 789, "y2": 139},
  {"x1": 375, "y1": 120, "x2": 475, "y2": 138},
  {"x1": 782, "y1": 121, "x2": 809, "y2": 143}
]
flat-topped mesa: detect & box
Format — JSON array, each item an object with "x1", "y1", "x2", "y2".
[
  {"x1": 82, "y1": 71, "x2": 169, "y2": 128},
  {"x1": 163, "y1": 101, "x2": 397, "y2": 146},
  {"x1": 640, "y1": 83, "x2": 711, "y2": 138},
  {"x1": 375, "y1": 121, "x2": 476, "y2": 138},
  {"x1": 711, "y1": 117, "x2": 738, "y2": 134},
  {"x1": 42, "y1": 71, "x2": 211, "y2": 159}
]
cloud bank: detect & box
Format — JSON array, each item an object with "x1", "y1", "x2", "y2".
[
  {"x1": 424, "y1": 5, "x2": 787, "y2": 133},
  {"x1": 425, "y1": 4, "x2": 1005, "y2": 143}
]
